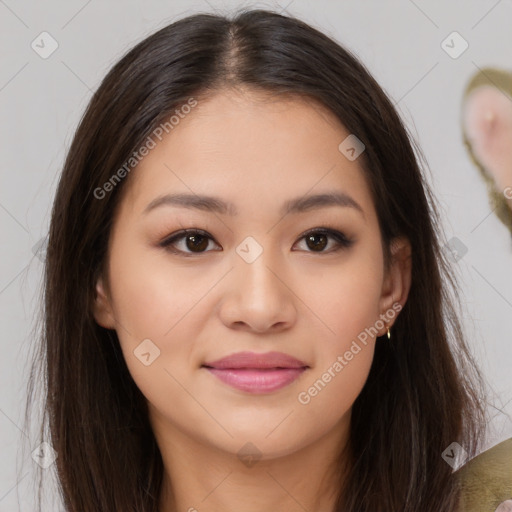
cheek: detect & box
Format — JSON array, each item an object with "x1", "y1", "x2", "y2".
[
  {"x1": 108, "y1": 261, "x2": 201, "y2": 428},
  {"x1": 291, "y1": 248, "x2": 382, "y2": 417},
  {"x1": 294, "y1": 264, "x2": 382, "y2": 430},
  {"x1": 107, "y1": 240, "x2": 211, "y2": 340},
  {"x1": 106, "y1": 244, "x2": 210, "y2": 399},
  {"x1": 296, "y1": 251, "x2": 384, "y2": 345}
]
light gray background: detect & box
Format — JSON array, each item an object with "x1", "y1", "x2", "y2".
[{"x1": 1, "y1": 0, "x2": 511, "y2": 510}]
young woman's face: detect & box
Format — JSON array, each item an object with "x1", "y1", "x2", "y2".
[{"x1": 93, "y1": 88, "x2": 409, "y2": 461}]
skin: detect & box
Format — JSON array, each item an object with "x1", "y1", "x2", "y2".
[
  {"x1": 92, "y1": 87, "x2": 412, "y2": 512},
  {"x1": 462, "y1": 84, "x2": 512, "y2": 210}
]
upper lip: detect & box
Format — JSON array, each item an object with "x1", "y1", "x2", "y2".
[{"x1": 202, "y1": 351, "x2": 309, "y2": 370}]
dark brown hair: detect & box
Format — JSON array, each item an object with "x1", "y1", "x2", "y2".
[{"x1": 24, "y1": 7, "x2": 489, "y2": 511}]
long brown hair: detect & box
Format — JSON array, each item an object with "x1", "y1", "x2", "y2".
[{"x1": 24, "y1": 8, "x2": 488, "y2": 511}]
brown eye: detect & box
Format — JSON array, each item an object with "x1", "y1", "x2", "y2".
[
  {"x1": 295, "y1": 228, "x2": 354, "y2": 253},
  {"x1": 304, "y1": 232, "x2": 329, "y2": 251},
  {"x1": 160, "y1": 229, "x2": 219, "y2": 256},
  {"x1": 184, "y1": 233, "x2": 209, "y2": 252}
]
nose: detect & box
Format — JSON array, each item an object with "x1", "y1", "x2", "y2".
[{"x1": 217, "y1": 249, "x2": 297, "y2": 334}]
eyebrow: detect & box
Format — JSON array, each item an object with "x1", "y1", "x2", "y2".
[{"x1": 142, "y1": 191, "x2": 365, "y2": 219}]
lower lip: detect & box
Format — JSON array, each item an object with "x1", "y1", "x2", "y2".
[{"x1": 204, "y1": 367, "x2": 307, "y2": 393}]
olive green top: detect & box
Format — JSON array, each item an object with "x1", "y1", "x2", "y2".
[{"x1": 455, "y1": 437, "x2": 512, "y2": 511}]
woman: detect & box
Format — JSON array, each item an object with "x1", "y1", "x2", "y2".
[{"x1": 24, "y1": 8, "x2": 493, "y2": 511}]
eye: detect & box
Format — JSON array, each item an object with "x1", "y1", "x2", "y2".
[
  {"x1": 159, "y1": 229, "x2": 220, "y2": 256},
  {"x1": 294, "y1": 228, "x2": 354, "y2": 253},
  {"x1": 159, "y1": 227, "x2": 354, "y2": 256}
]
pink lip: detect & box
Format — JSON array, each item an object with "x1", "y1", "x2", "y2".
[
  {"x1": 205, "y1": 367, "x2": 307, "y2": 393},
  {"x1": 202, "y1": 351, "x2": 309, "y2": 394}
]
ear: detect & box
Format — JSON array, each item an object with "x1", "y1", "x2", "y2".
[
  {"x1": 92, "y1": 275, "x2": 116, "y2": 329},
  {"x1": 377, "y1": 236, "x2": 412, "y2": 335}
]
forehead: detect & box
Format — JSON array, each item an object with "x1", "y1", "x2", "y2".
[{"x1": 117, "y1": 87, "x2": 374, "y2": 221}]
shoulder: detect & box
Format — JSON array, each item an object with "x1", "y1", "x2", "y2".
[{"x1": 454, "y1": 437, "x2": 512, "y2": 511}]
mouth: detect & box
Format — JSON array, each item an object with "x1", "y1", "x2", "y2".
[{"x1": 201, "y1": 351, "x2": 309, "y2": 393}]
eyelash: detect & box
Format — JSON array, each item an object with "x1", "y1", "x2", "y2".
[{"x1": 159, "y1": 227, "x2": 354, "y2": 257}]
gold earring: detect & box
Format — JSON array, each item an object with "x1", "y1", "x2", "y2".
[{"x1": 387, "y1": 326, "x2": 391, "y2": 340}]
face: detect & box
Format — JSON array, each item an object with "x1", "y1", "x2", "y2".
[{"x1": 93, "y1": 87, "x2": 410, "y2": 461}]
